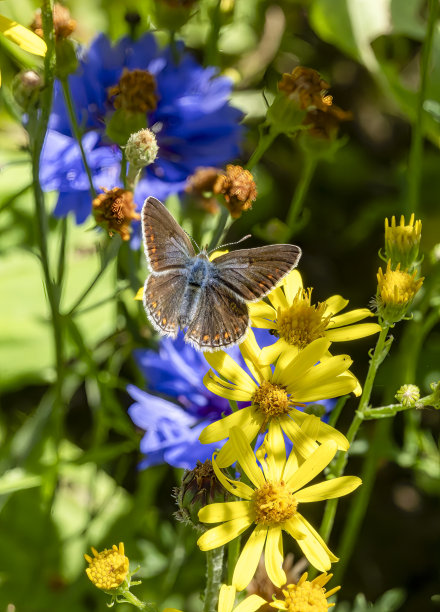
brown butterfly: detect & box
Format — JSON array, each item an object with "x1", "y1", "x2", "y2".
[{"x1": 142, "y1": 196, "x2": 302, "y2": 351}]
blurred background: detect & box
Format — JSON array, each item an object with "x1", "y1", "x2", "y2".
[{"x1": 0, "y1": 0, "x2": 439, "y2": 610}]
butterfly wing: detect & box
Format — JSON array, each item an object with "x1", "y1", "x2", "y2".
[
  {"x1": 143, "y1": 271, "x2": 189, "y2": 338},
  {"x1": 142, "y1": 196, "x2": 195, "y2": 273},
  {"x1": 213, "y1": 244, "x2": 301, "y2": 302},
  {"x1": 184, "y1": 283, "x2": 249, "y2": 351}
]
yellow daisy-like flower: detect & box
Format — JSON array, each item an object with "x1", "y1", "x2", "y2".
[
  {"x1": 84, "y1": 542, "x2": 129, "y2": 591},
  {"x1": 218, "y1": 584, "x2": 266, "y2": 612},
  {"x1": 200, "y1": 331, "x2": 355, "y2": 467},
  {"x1": 197, "y1": 427, "x2": 361, "y2": 590},
  {"x1": 249, "y1": 270, "x2": 381, "y2": 367},
  {"x1": 0, "y1": 13, "x2": 46, "y2": 85},
  {"x1": 376, "y1": 260, "x2": 424, "y2": 323},
  {"x1": 270, "y1": 571, "x2": 340, "y2": 611},
  {"x1": 384, "y1": 213, "x2": 421, "y2": 270}
]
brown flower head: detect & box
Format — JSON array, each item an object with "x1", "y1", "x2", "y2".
[
  {"x1": 31, "y1": 3, "x2": 76, "y2": 40},
  {"x1": 278, "y1": 66, "x2": 352, "y2": 139},
  {"x1": 92, "y1": 188, "x2": 140, "y2": 241},
  {"x1": 185, "y1": 167, "x2": 221, "y2": 214},
  {"x1": 108, "y1": 69, "x2": 158, "y2": 113},
  {"x1": 213, "y1": 164, "x2": 257, "y2": 218}
]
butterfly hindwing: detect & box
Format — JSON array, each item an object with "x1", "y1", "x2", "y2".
[
  {"x1": 184, "y1": 283, "x2": 249, "y2": 351},
  {"x1": 213, "y1": 244, "x2": 302, "y2": 302},
  {"x1": 142, "y1": 196, "x2": 195, "y2": 273},
  {"x1": 143, "y1": 271, "x2": 189, "y2": 338}
]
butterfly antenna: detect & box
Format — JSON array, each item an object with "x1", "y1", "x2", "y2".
[
  {"x1": 185, "y1": 230, "x2": 202, "y2": 253},
  {"x1": 208, "y1": 234, "x2": 252, "y2": 254}
]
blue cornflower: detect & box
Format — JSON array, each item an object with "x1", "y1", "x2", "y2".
[{"x1": 40, "y1": 33, "x2": 243, "y2": 223}]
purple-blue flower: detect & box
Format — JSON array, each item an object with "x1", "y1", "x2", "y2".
[{"x1": 40, "y1": 33, "x2": 243, "y2": 223}]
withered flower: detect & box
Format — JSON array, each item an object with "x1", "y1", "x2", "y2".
[
  {"x1": 92, "y1": 187, "x2": 140, "y2": 241},
  {"x1": 213, "y1": 164, "x2": 257, "y2": 218}
]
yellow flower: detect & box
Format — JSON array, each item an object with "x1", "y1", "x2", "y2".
[
  {"x1": 270, "y1": 571, "x2": 340, "y2": 611},
  {"x1": 0, "y1": 14, "x2": 46, "y2": 85},
  {"x1": 249, "y1": 270, "x2": 380, "y2": 367},
  {"x1": 376, "y1": 260, "x2": 424, "y2": 323},
  {"x1": 197, "y1": 427, "x2": 361, "y2": 589},
  {"x1": 218, "y1": 584, "x2": 266, "y2": 612},
  {"x1": 84, "y1": 542, "x2": 129, "y2": 591},
  {"x1": 200, "y1": 331, "x2": 355, "y2": 467},
  {"x1": 384, "y1": 213, "x2": 421, "y2": 270}
]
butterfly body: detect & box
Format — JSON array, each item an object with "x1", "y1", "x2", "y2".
[{"x1": 142, "y1": 197, "x2": 302, "y2": 351}]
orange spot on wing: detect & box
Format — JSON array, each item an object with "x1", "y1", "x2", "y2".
[{"x1": 203, "y1": 334, "x2": 210, "y2": 342}]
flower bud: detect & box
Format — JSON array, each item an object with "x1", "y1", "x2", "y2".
[
  {"x1": 153, "y1": 0, "x2": 199, "y2": 31},
  {"x1": 175, "y1": 459, "x2": 229, "y2": 529},
  {"x1": 12, "y1": 70, "x2": 43, "y2": 111},
  {"x1": 395, "y1": 384, "x2": 420, "y2": 408},
  {"x1": 384, "y1": 214, "x2": 422, "y2": 270},
  {"x1": 85, "y1": 543, "x2": 129, "y2": 591},
  {"x1": 125, "y1": 129, "x2": 159, "y2": 169},
  {"x1": 375, "y1": 260, "x2": 424, "y2": 324}
]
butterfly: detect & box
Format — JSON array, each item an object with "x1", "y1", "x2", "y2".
[{"x1": 141, "y1": 196, "x2": 302, "y2": 351}]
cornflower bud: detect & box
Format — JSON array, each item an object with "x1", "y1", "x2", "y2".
[
  {"x1": 375, "y1": 260, "x2": 424, "y2": 324},
  {"x1": 175, "y1": 459, "x2": 229, "y2": 530},
  {"x1": 92, "y1": 188, "x2": 140, "y2": 241},
  {"x1": 125, "y1": 129, "x2": 159, "y2": 169},
  {"x1": 384, "y1": 214, "x2": 422, "y2": 270},
  {"x1": 213, "y1": 164, "x2": 257, "y2": 218},
  {"x1": 153, "y1": 0, "x2": 199, "y2": 31},
  {"x1": 395, "y1": 384, "x2": 421, "y2": 408}
]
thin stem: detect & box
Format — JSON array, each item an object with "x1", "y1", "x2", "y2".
[
  {"x1": 56, "y1": 216, "x2": 68, "y2": 287},
  {"x1": 203, "y1": 547, "x2": 224, "y2": 612},
  {"x1": 61, "y1": 78, "x2": 96, "y2": 198},
  {"x1": 327, "y1": 395, "x2": 349, "y2": 429},
  {"x1": 406, "y1": 0, "x2": 439, "y2": 214},
  {"x1": 208, "y1": 205, "x2": 229, "y2": 251},
  {"x1": 319, "y1": 325, "x2": 392, "y2": 543},
  {"x1": 205, "y1": 0, "x2": 222, "y2": 67},
  {"x1": 285, "y1": 155, "x2": 316, "y2": 238},
  {"x1": 246, "y1": 129, "x2": 278, "y2": 170}
]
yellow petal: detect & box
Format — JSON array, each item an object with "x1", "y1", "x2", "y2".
[
  {"x1": 0, "y1": 15, "x2": 47, "y2": 56},
  {"x1": 285, "y1": 441, "x2": 337, "y2": 492},
  {"x1": 230, "y1": 427, "x2": 266, "y2": 489},
  {"x1": 264, "y1": 527, "x2": 286, "y2": 588},
  {"x1": 197, "y1": 516, "x2": 252, "y2": 551},
  {"x1": 259, "y1": 339, "x2": 283, "y2": 366},
  {"x1": 216, "y1": 416, "x2": 262, "y2": 468},
  {"x1": 239, "y1": 329, "x2": 272, "y2": 383},
  {"x1": 248, "y1": 300, "x2": 275, "y2": 320},
  {"x1": 294, "y1": 520, "x2": 332, "y2": 572},
  {"x1": 295, "y1": 476, "x2": 362, "y2": 503},
  {"x1": 266, "y1": 421, "x2": 286, "y2": 482},
  {"x1": 204, "y1": 371, "x2": 254, "y2": 401},
  {"x1": 268, "y1": 285, "x2": 289, "y2": 310},
  {"x1": 276, "y1": 337, "x2": 331, "y2": 388},
  {"x1": 329, "y1": 308, "x2": 374, "y2": 326},
  {"x1": 296, "y1": 514, "x2": 338, "y2": 563},
  {"x1": 205, "y1": 352, "x2": 257, "y2": 393},
  {"x1": 199, "y1": 406, "x2": 254, "y2": 444},
  {"x1": 279, "y1": 416, "x2": 318, "y2": 465},
  {"x1": 290, "y1": 355, "x2": 353, "y2": 392},
  {"x1": 283, "y1": 269, "x2": 303, "y2": 303},
  {"x1": 292, "y1": 375, "x2": 357, "y2": 403},
  {"x1": 289, "y1": 410, "x2": 349, "y2": 451},
  {"x1": 323, "y1": 295, "x2": 349, "y2": 316},
  {"x1": 232, "y1": 525, "x2": 267, "y2": 591},
  {"x1": 199, "y1": 501, "x2": 253, "y2": 523},
  {"x1": 272, "y1": 342, "x2": 300, "y2": 372},
  {"x1": 134, "y1": 287, "x2": 143, "y2": 300},
  {"x1": 212, "y1": 455, "x2": 255, "y2": 499},
  {"x1": 325, "y1": 322, "x2": 381, "y2": 341},
  {"x1": 218, "y1": 585, "x2": 236, "y2": 612},
  {"x1": 234, "y1": 595, "x2": 268, "y2": 612},
  {"x1": 283, "y1": 515, "x2": 307, "y2": 540}
]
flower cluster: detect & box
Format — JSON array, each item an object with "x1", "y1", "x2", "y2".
[{"x1": 39, "y1": 33, "x2": 243, "y2": 227}]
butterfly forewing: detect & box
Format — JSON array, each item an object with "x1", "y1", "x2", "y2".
[
  {"x1": 142, "y1": 196, "x2": 195, "y2": 273},
  {"x1": 213, "y1": 244, "x2": 302, "y2": 302},
  {"x1": 143, "y1": 271, "x2": 189, "y2": 338},
  {"x1": 185, "y1": 283, "x2": 249, "y2": 351}
]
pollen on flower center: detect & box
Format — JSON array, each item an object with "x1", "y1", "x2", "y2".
[
  {"x1": 84, "y1": 543, "x2": 129, "y2": 591},
  {"x1": 253, "y1": 481, "x2": 297, "y2": 525},
  {"x1": 108, "y1": 68, "x2": 159, "y2": 113},
  {"x1": 253, "y1": 381, "x2": 289, "y2": 417},
  {"x1": 282, "y1": 580, "x2": 329, "y2": 611},
  {"x1": 277, "y1": 288, "x2": 331, "y2": 349}
]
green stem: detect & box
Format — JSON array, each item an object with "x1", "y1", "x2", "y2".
[
  {"x1": 246, "y1": 128, "x2": 278, "y2": 170},
  {"x1": 119, "y1": 588, "x2": 151, "y2": 610},
  {"x1": 56, "y1": 216, "x2": 68, "y2": 287},
  {"x1": 208, "y1": 205, "x2": 229, "y2": 251},
  {"x1": 406, "y1": 0, "x2": 439, "y2": 214},
  {"x1": 319, "y1": 325, "x2": 392, "y2": 543},
  {"x1": 205, "y1": 0, "x2": 222, "y2": 66},
  {"x1": 327, "y1": 395, "x2": 349, "y2": 429},
  {"x1": 203, "y1": 547, "x2": 224, "y2": 612},
  {"x1": 332, "y1": 419, "x2": 390, "y2": 585},
  {"x1": 61, "y1": 78, "x2": 96, "y2": 197},
  {"x1": 285, "y1": 155, "x2": 316, "y2": 238}
]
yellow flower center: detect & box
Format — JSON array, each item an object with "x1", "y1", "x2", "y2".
[
  {"x1": 377, "y1": 263, "x2": 423, "y2": 306},
  {"x1": 253, "y1": 481, "x2": 297, "y2": 525},
  {"x1": 277, "y1": 289, "x2": 331, "y2": 349},
  {"x1": 253, "y1": 381, "x2": 289, "y2": 418},
  {"x1": 282, "y1": 580, "x2": 330, "y2": 611},
  {"x1": 85, "y1": 544, "x2": 129, "y2": 591},
  {"x1": 108, "y1": 68, "x2": 158, "y2": 113}
]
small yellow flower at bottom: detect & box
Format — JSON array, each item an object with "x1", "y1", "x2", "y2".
[
  {"x1": 84, "y1": 543, "x2": 129, "y2": 591},
  {"x1": 270, "y1": 572, "x2": 340, "y2": 611},
  {"x1": 218, "y1": 584, "x2": 266, "y2": 612},
  {"x1": 376, "y1": 261, "x2": 423, "y2": 323}
]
